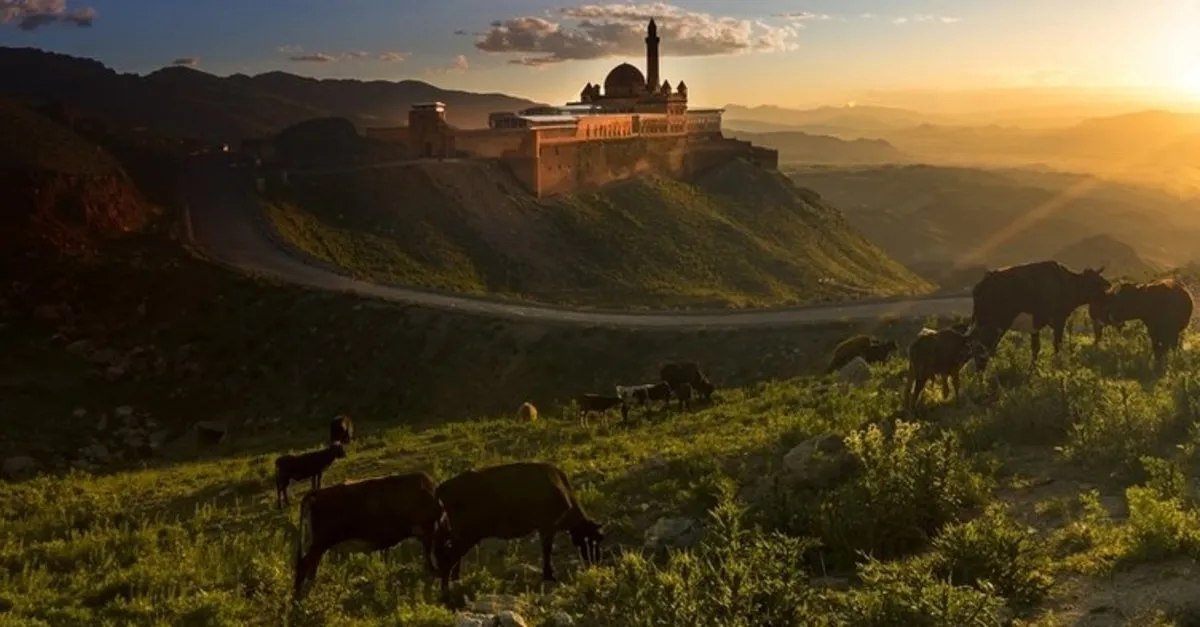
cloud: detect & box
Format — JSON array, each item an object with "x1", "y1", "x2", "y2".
[
  {"x1": 281, "y1": 46, "x2": 411, "y2": 63},
  {"x1": 428, "y1": 54, "x2": 469, "y2": 75},
  {"x1": 172, "y1": 57, "x2": 200, "y2": 67},
  {"x1": 893, "y1": 14, "x2": 960, "y2": 24},
  {"x1": 0, "y1": 0, "x2": 96, "y2": 30},
  {"x1": 771, "y1": 11, "x2": 832, "y2": 23},
  {"x1": 473, "y1": 2, "x2": 797, "y2": 66}
]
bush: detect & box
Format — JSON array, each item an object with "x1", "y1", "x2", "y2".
[
  {"x1": 931, "y1": 502, "x2": 1054, "y2": 608},
  {"x1": 835, "y1": 556, "x2": 1008, "y2": 626}
]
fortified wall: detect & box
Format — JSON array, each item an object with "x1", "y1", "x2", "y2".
[{"x1": 361, "y1": 18, "x2": 778, "y2": 198}]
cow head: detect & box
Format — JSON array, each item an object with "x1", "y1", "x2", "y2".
[
  {"x1": 958, "y1": 325, "x2": 994, "y2": 373},
  {"x1": 569, "y1": 519, "x2": 605, "y2": 565},
  {"x1": 693, "y1": 376, "x2": 715, "y2": 400},
  {"x1": 1075, "y1": 266, "x2": 1112, "y2": 305},
  {"x1": 1096, "y1": 282, "x2": 1142, "y2": 326}
]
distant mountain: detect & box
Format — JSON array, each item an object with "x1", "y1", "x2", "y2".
[
  {"x1": 0, "y1": 47, "x2": 542, "y2": 142},
  {"x1": 722, "y1": 104, "x2": 936, "y2": 136},
  {"x1": 725, "y1": 130, "x2": 908, "y2": 165},
  {"x1": 1052, "y1": 234, "x2": 1161, "y2": 280}
]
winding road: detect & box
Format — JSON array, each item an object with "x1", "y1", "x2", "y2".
[{"x1": 184, "y1": 157, "x2": 973, "y2": 328}]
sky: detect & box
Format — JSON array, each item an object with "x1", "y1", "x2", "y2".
[{"x1": 1, "y1": 0, "x2": 1198, "y2": 109}]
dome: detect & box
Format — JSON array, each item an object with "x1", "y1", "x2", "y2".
[{"x1": 603, "y1": 62, "x2": 646, "y2": 97}]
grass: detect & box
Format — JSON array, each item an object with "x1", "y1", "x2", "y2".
[
  {"x1": 8, "y1": 307, "x2": 1200, "y2": 625},
  {"x1": 264, "y1": 158, "x2": 932, "y2": 310},
  {"x1": 0, "y1": 97, "x2": 120, "y2": 176}
]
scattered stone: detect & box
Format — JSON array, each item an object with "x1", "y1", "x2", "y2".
[
  {"x1": 453, "y1": 613, "x2": 495, "y2": 627},
  {"x1": 495, "y1": 611, "x2": 528, "y2": 627},
  {"x1": 782, "y1": 433, "x2": 860, "y2": 489},
  {"x1": 644, "y1": 516, "x2": 700, "y2": 551},
  {"x1": 836, "y1": 357, "x2": 872, "y2": 387},
  {"x1": 2, "y1": 456, "x2": 39, "y2": 479}
]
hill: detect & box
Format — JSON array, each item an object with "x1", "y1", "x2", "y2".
[
  {"x1": 0, "y1": 47, "x2": 540, "y2": 142},
  {"x1": 724, "y1": 130, "x2": 909, "y2": 165},
  {"x1": 1052, "y1": 234, "x2": 1162, "y2": 280},
  {"x1": 264, "y1": 159, "x2": 931, "y2": 309},
  {"x1": 784, "y1": 164, "x2": 1200, "y2": 282}
]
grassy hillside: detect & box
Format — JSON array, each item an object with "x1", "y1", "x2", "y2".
[
  {"x1": 8, "y1": 311, "x2": 1200, "y2": 624},
  {"x1": 266, "y1": 159, "x2": 931, "y2": 309},
  {"x1": 0, "y1": 97, "x2": 119, "y2": 175},
  {"x1": 784, "y1": 164, "x2": 1200, "y2": 280}
]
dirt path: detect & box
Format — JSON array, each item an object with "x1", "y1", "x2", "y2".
[{"x1": 185, "y1": 156, "x2": 973, "y2": 328}]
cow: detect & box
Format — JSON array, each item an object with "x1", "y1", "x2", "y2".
[
  {"x1": 616, "y1": 382, "x2": 672, "y2": 408},
  {"x1": 274, "y1": 444, "x2": 347, "y2": 510},
  {"x1": 823, "y1": 335, "x2": 900, "y2": 375},
  {"x1": 1091, "y1": 279, "x2": 1194, "y2": 368},
  {"x1": 432, "y1": 462, "x2": 605, "y2": 602},
  {"x1": 329, "y1": 414, "x2": 354, "y2": 446},
  {"x1": 577, "y1": 394, "x2": 628, "y2": 426},
  {"x1": 518, "y1": 402, "x2": 539, "y2": 422},
  {"x1": 969, "y1": 261, "x2": 1110, "y2": 371},
  {"x1": 674, "y1": 382, "x2": 694, "y2": 412},
  {"x1": 905, "y1": 326, "x2": 989, "y2": 413},
  {"x1": 293, "y1": 472, "x2": 446, "y2": 595},
  {"x1": 660, "y1": 362, "x2": 715, "y2": 401}
]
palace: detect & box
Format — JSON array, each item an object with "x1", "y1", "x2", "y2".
[{"x1": 363, "y1": 19, "x2": 777, "y2": 197}]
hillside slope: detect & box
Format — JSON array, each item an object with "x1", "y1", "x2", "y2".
[
  {"x1": 0, "y1": 47, "x2": 540, "y2": 142},
  {"x1": 266, "y1": 159, "x2": 931, "y2": 309},
  {"x1": 1052, "y1": 234, "x2": 1161, "y2": 280},
  {"x1": 785, "y1": 164, "x2": 1200, "y2": 277},
  {"x1": 724, "y1": 130, "x2": 909, "y2": 165}
]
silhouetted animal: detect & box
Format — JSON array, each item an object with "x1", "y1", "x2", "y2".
[
  {"x1": 969, "y1": 261, "x2": 1110, "y2": 370},
  {"x1": 294, "y1": 472, "x2": 445, "y2": 595},
  {"x1": 660, "y1": 362, "x2": 715, "y2": 401},
  {"x1": 329, "y1": 415, "x2": 354, "y2": 446},
  {"x1": 823, "y1": 335, "x2": 900, "y2": 374},
  {"x1": 674, "y1": 382, "x2": 694, "y2": 412},
  {"x1": 577, "y1": 394, "x2": 627, "y2": 426},
  {"x1": 274, "y1": 444, "x2": 347, "y2": 509},
  {"x1": 1092, "y1": 279, "x2": 1194, "y2": 368},
  {"x1": 616, "y1": 382, "x2": 672, "y2": 407},
  {"x1": 906, "y1": 327, "x2": 989, "y2": 412},
  {"x1": 433, "y1": 461, "x2": 604, "y2": 602},
  {"x1": 518, "y1": 402, "x2": 538, "y2": 422}
]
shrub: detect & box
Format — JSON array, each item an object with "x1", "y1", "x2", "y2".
[
  {"x1": 931, "y1": 502, "x2": 1054, "y2": 608},
  {"x1": 835, "y1": 556, "x2": 1008, "y2": 626}
]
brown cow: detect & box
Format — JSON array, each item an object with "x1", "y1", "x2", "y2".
[
  {"x1": 293, "y1": 472, "x2": 446, "y2": 595},
  {"x1": 432, "y1": 462, "x2": 604, "y2": 602},
  {"x1": 329, "y1": 414, "x2": 354, "y2": 446},
  {"x1": 577, "y1": 394, "x2": 628, "y2": 426},
  {"x1": 823, "y1": 335, "x2": 900, "y2": 375},
  {"x1": 660, "y1": 362, "x2": 715, "y2": 401},
  {"x1": 905, "y1": 327, "x2": 989, "y2": 412},
  {"x1": 1091, "y1": 279, "x2": 1194, "y2": 368},
  {"x1": 969, "y1": 260, "x2": 1110, "y2": 370}
]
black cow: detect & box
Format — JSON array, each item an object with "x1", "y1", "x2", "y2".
[
  {"x1": 1092, "y1": 278, "x2": 1194, "y2": 368},
  {"x1": 660, "y1": 362, "x2": 715, "y2": 401},
  {"x1": 906, "y1": 327, "x2": 989, "y2": 413},
  {"x1": 274, "y1": 444, "x2": 347, "y2": 509}
]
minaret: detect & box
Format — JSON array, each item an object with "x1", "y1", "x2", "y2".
[{"x1": 645, "y1": 19, "x2": 660, "y2": 93}]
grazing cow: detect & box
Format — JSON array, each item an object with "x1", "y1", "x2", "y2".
[
  {"x1": 969, "y1": 261, "x2": 1110, "y2": 370},
  {"x1": 823, "y1": 335, "x2": 900, "y2": 375},
  {"x1": 660, "y1": 362, "x2": 715, "y2": 401},
  {"x1": 294, "y1": 472, "x2": 446, "y2": 595},
  {"x1": 274, "y1": 444, "x2": 347, "y2": 510},
  {"x1": 1092, "y1": 279, "x2": 1194, "y2": 368},
  {"x1": 674, "y1": 382, "x2": 694, "y2": 412},
  {"x1": 577, "y1": 394, "x2": 628, "y2": 426},
  {"x1": 329, "y1": 414, "x2": 354, "y2": 446},
  {"x1": 616, "y1": 382, "x2": 672, "y2": 408},
  {"x1": 432, "y1": 462, "x2": 604, "y2": 601},
  {"x1": 905, "y1": 326, "x2": 989, "y2": 412}
]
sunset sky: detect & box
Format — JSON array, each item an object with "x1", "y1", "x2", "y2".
[{"x1": 2, "y1": 0, "x2": 1198, "y2": 109}]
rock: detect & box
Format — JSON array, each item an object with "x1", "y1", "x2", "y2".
[
  {"x1": 782, "y1": 433, "x2": 860, "y2": 489},
  {"x1": 81, "y1": 442, "x2": 110, "y2": 463},
  {"x1": 115, "y1": 405, "x2": 134, "y2": 419},
  {"x1": 644, "y1": 516, "x2": 700, "y2": 550},
  {"x1": 836, "y1": 357, "x2": 872, "y2": 387},
  {"x1": 195, "y1": 421, "x2": 227, "y2": 446},
  {"x1": 105, "y1": 364, "x2": 127, "y2": 382},
  {"x1": 2, "y1": 456, "x2": 39, "y2": 479},
  {"x1": 550, "y1": 612, "x2": 575, "y2": 627},
  {"x1": 453, "y1": 613, "x2": 495, "y2": 627},
  {"x1": 471, "y1": 594, "x2": 522, "y2": 614},
  {"x1": 495, "y1": 611, "x2": 527, "y2": 627}
]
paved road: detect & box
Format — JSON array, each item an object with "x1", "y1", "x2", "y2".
[{"x1": 185, "y1": 158, "x2": 973, "y2": 328}]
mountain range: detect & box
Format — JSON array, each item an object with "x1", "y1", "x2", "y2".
[{"x1": 0, "y1": 47, "x2": 541, "y2": 142}]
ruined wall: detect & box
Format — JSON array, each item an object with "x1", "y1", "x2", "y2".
[
  {"x1": 534, "y1": 136, "x2": 691, "y2": 196},
  {"x1": 455, "y1": 128, "x2": 526, "y2": 158}
]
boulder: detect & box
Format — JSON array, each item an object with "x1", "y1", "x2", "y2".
[
  {"x1": 195, "y1": 421, "x2": 227, "y2": 446},
  {"x1": 454, "y1": 613, "x2": 527, "y2": 627},
  {"x1": 644, "y1": 516, "x2": 700, "y2": 551},
  {"x1": 781, "y1": 433, "x2": 860, "y2": 489},
  {"x1": 2, "y1": 456, "x2": 39, "y2": 479},
  {"x1": 836, "y1": 357, "x2": 872, "y2": 387}
]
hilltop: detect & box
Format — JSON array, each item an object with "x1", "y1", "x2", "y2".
[
  {"x1": 1052, "y1": 234, "x2": 1161, "y2": 280},
  {"x1": 785, "y1": 163, "x2": 1200, "y2": 281},
  {"x1": 725, "y1": 129, "x2": 909, "y2": 165},
  {"x1": 0, "y1": 47, "x2": 540, "y2": 141},
  {"x1": 265, "y1": 158, "x2": 931, "y2": 309}
]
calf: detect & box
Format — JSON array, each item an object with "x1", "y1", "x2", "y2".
[
  {"x1": 577, "y1": 393, "x2": 627, "y2": 426},
  {"x1": 660, "y1": 362, "x2": 715, "y2": 401},
  {"x1": 905, "y1": 327, "x2": 989, "y2": 413},
  {"x1": 433, "y1": 462, "x2": 604, "y2": 601},
  {"x1": 616, "y1": 382, "x2": 672, "y2": 408},
  {"x1": 674, "y1": 382, "x2": 694, "y2": 412},
  {"x1": 1092, "y1": 279, "x2": 1194, "y2": 368},
  {"x1": 823, "y1": 335, "x2": 900, "y2": 375},
  {"x1": 329, "y1": 414, "x2": 354, "y2": 446},
  {"x1": 274, "y1": 444, "x2": 347, "y2": 510},
  {"x1": 294, "y1": 472, "x2": 446, "y2": 595}
]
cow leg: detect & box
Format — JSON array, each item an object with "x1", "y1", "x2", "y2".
[
  {"x1": 1029, "y1": 328, "x2": 1042, "y2": 367},
  {"x1": 538, "y1": 528, "x2": 558, "y2": 582},
  {"x1": 1052, "y1": 319, "x2": 1068, "y2": 358},
  {"x1": 294, "y1": 542, "x2": 330, "y2": 597},
  {"x1": 950, "y1": 371, "x2": 960, "y2": 401},
  {"x1": 939, "y1": 375, "x2": 951, "y2": 400}
]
